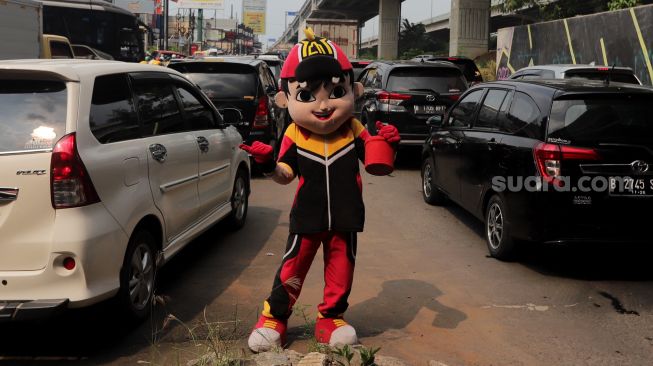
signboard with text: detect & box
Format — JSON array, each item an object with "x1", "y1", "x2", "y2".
[
  {"x1": 243, "y1": 0, "x2": 266, "y2": 34},
  {"x1": 177, "y1": 0, "x2": 224, "y2": 9},
  {"x1": 114, "y1": 0, "x2": 155, "y2": 14}
]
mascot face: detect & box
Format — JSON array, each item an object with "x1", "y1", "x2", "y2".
[
  {"x1": 275, "y1": 29, "x2": 364, "y2": 135},
  {"x1": 276, "y1": 75, "x2": 363, "y2": 135}
]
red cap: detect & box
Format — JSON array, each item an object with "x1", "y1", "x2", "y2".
[{"x1": 280, "y1": 28, "x2": 353, "y2": 80}]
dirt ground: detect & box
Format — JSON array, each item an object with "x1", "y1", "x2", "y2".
[{"x1": 2, "y1": 150, "x2": 653, "y2": 366}]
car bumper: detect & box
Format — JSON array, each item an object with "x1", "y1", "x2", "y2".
[
  {"x1": 506, "y1": 191, "x2": 653, "y2": 244},
  {"x1": 0, "y1": 299, "x2": 68, "y2": 322},
  {"x1": 0, "y1": 204, "x2": 129, "y2": 316}
]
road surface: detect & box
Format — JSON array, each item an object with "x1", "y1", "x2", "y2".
[{"x1": 1, "y1": 150, "x2": 652, "y2": 365}]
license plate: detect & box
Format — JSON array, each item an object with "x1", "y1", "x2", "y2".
[
  {"x1": 413, "y1": 105, "x2": 446, "y2": 114},
  {"x1": 609, "y1": 177, "x2": 653, "y2": 196}
]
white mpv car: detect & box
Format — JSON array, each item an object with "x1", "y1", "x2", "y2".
[{"x1": 0, "y1": 60, "x2": 250, "y2": 320}]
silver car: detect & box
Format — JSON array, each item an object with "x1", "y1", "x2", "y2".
[
  {"x1": 0, "y1": 60, "x2": 250, "y2": 321},
  {"x1": 508, "y1": 64, "x2": 642, "y2": 85}
]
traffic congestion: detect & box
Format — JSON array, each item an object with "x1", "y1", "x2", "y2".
[{"x1": 1, "y1": 0, "x2": 653, "y2": 364}]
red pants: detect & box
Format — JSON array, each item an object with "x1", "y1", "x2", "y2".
[{"x1": 264, "y1": 231, "x2": 357, "y2": 320}]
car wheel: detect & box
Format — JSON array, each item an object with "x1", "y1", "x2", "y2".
[
  {"x1": 117, "y1": 229, "x2": 156, "y2": 321},
  {"x1": 485, "y1": 195, "x2": 517, "y2": 260},
  {"x1": 227, "y1": 169, "x2": 249, "y2": 230},
  {"x1": 421, "y1": 157, "x2": 447, "y2": 205}
]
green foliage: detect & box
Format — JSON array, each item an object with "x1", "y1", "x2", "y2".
[
  {"x1": 398, "y1": 19, "x2": 443, "y2": 59},
  {"x1": 608, "y1": 0, "x2": 639, "y2": 10},
  {"x1": 495, "y1": 0, "x2": 637, "y2": 23},
  {"x1": 333, "y1": 345, "x2": 355, "y2": 366},
  {"x1": 359, "y1": 49, "x2": 378, "y2": 60},
  {"x1": 400, "y1": 48, "x2": 426, "y2": 60},
  {"x1": 359, "y1": 346, "x2": 381, "y2": 366}
]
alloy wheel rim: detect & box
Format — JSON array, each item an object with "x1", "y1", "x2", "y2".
[
  {"x1": 128, "y1": 243, "x2": 154, "y2": 311},
  {"x1": 423, "y1": 163, "x2": 433, "y2": 198},
  {"x1": 487, "y1": 203, "x2": 504, "y2": 250},
  {"x1": 233, "y1": 177, "x2": 247, "y2": 220}
]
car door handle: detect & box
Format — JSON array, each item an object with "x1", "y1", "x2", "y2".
[
  {"x1": 149, "y1": 143, "x2": 167, "y2": 163},
  {"x1": 197, "y1": 136, "x2": 209, "y2": 153},
  {"x1": 487, "y1": 138, "x2": 499, "y2": 150}
]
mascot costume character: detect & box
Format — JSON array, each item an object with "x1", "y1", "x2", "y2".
[{"x1": 240, "y1": 28, "x2": 400, "y2": 353}]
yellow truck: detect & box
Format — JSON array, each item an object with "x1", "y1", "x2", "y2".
[{"x1": 1, "y1": 0, "x2": 74, "y2": 59}]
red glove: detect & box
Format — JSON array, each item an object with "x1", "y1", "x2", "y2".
[
  {"x1": 239, "y1": 141, "x2": 273, "y2": 164},
  {"x1": 376, "y1": 121, "x2": 400, "y2": 144}
]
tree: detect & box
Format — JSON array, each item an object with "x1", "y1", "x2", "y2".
[
  {"x1": 398, "y1": 19, "x2": 442, "y2": 59},
  {"x1": 608, "y1": 0, "x2": 639, "y2": 10},
  {"x1": 496, "y1": 0, "x2": 641, "y2": 21}
]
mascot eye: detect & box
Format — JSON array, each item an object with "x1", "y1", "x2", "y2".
[
  {"x1": 296, "y1": 90, "x2": 315, "y2": 102},
  {"x1": 330, "y1": 86, "x2": 347, "y2": 99}
]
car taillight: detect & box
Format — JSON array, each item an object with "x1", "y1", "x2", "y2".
[
  {"x1": 448, "y1": 94, "x2": 461, "y2": 101},
  {"x1": 534, "y1": 143, "x2": 600, "y2": 186},
  {"x1": 50, "y1": 133, "x2": 100, "y2": 209},
  {"x1": 376, "y1": 91, "x2": 410, "y2": 112},
  {"x1": 253, "y1": 95, "x2": 269, "y2": 130}
]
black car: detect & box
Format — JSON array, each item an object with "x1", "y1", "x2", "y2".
[
  {"x1": 351, "y1": 59, "x2": 372, "y2": 81},
  {"x1": 421, "y1": 79, "x2": 653, "y2": 259},
  {"x1": 425, "y1": 56, "x2": 483, "y2": 85},
  {"x1": 355, "y1": 60, "x2": 468, "y2": 145},
  {"x1": 169, "y1": 58, "x2": 283, "y2": 149}
]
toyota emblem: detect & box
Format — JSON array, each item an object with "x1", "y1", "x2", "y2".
[
  {"x1": 631, "y1": 160, "x2": 649, "y2": 174},
  {"x1": 426, "y1": 94, "x2": 436, "y2": 102}
]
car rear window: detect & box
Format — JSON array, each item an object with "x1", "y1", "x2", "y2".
[
  {"x1": 387, "y1": 67, "x2": 467, "y2": 94},
  {"x1": 264, "y1": 60, "x2": 282, "y2": 79},
  {"x1": 50, "y1": 41, "x2": 74, "y2": 59},
  {"x1": 171, "y1": 63, "x2": 258, "y2": 99},
  {"x1": 564, "y1": 70, "x2": 640, "y2": 84},
  {"x1": 0, "y1": 80, "x2": 67, "y2": 153},
  {"x1": 443, "y1": 59, "x2": 480, "y2": 82},
  {"x1": 548, "y1": 94, "x2": 653, "y2": 147}
]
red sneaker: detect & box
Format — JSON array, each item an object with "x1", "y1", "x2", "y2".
[
  {"x1": 315, "y1": 317, "x2": 358, "y2": 346},
  {"x1": 248, "y1": 315, "x2": 287, "y2": 353}
]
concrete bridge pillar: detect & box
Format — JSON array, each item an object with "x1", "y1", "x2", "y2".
[
  {"x1": 378, "y1": 0, "x2": 401, "y2": 59},
  {"x1": 449, "y1": 0, "x2": 490, "y2": 59}
]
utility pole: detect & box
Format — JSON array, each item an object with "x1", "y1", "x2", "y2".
[
  {"x1": 163, "y1": 0, "x2": 169, "y2": 50},
  {"x1": 198, "y1": 9, "x2": 203, "y2": 44}
]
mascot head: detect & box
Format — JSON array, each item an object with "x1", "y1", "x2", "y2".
[{"x1": 275, "y1": 28, "x2": 364, "y2": 135}]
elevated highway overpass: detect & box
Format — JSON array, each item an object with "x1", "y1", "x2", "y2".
[
  {"x1": 273, "y1": 0, "x2": 495, "y2": 59},
  {"x1": 272, "y1": 0, "x2": 563, "y2": 59}
]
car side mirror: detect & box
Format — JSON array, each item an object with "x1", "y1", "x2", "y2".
[
  {"x1": 219, "y1": 107, "x2": 246, "y2": 127},
  {"x1": 427, "y1": 115, "x2": 443, "y2": 129}
]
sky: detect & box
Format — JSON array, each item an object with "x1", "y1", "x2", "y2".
[{"x1": 170, "y1": 0, "x2": 452, "y2": 50}]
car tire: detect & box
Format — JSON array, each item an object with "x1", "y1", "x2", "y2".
[
  {"x1": 485, "y1": 195, "x2": 518, "y2": 261},
  {"x1": 421, "y1": 157, "x2": 447, "y2": 205},
  {"x1": 117, "y1": 229, "x2": 157, "y2": 321},
  {"x1": 226, "y1": 168, "x2": 249, "y2": 230}
]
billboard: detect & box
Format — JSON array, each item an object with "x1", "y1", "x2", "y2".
[
  {"x1": 204, "y1": 18, "x2": 237, "y2": 30},
  {"x1": 114, "y1": 0, "x2": 155, "y2": 14},
  {"x1": 243, "y1": 0, "x2": 266, "y2": 34},
  {"x1": 177, "y1": 0, "x2": 224, "y2": 10}
]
